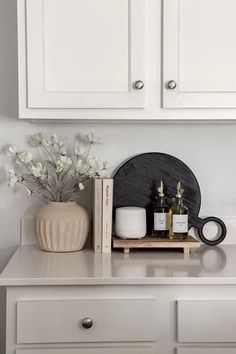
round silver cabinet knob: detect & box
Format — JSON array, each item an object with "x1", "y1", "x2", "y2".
[
  {"x1": 81, "y1": 318, "x2": 93, "y2": 329},
  {"x1": 134, "y1": 80, "x2": 144, "y2": 90},
  {"x1": 166, "y1": 80, "x2": 177, "y2": 90}
]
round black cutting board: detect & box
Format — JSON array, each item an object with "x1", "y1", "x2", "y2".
[{"x1": 113, "y1": 153, "x2": 226, "y2": 245}]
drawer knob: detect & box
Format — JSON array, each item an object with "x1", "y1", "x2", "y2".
[
  {"x1": 134, "y1": 80, "x2": 144, "y2": 90},
  {"x1": 166, "y1": 80, "x2": 177, "y2": 90},
  {"x1": 82, "y1": 317, "x2": 93, "y2": 329}
]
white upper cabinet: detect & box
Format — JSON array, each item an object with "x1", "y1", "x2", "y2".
[
  {"x1": 163, "y1": 0, "x2": 236, "y2": 108},
  {"x1": 18, "y1": 0, "x2": 146, "y2": 117},
  {"x1": 18, "y1": 0, "x2": 236, "y2": 120}
]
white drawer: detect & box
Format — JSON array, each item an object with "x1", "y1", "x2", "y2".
[
  {"x1": 178, "y1": 349, "x2": 236, "y2": 354},
  {"x1": 16, "y1": 347, "x2": 155, "y2": 354},
  {"x1": 178, "y1": 300, "x2": 236, "y2": 342},
  {"x1": 17, "y1": 298, "x2": 157, "y2": 344}
]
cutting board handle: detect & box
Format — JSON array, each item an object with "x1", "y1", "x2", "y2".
[{"x1": 194, "y1": 216, "x2": 227, "y2": 246}]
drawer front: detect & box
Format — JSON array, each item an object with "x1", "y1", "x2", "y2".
[
  {"x1": 178, "y1": 349, "x2": 236, "y2": 354},
  {"x1": 178, "y1": 300, "x2": 236, "y2": 342},
  {"x1": 16, "y1": 348, "x2": 155, "y2": 354},
  {"x1": 17, "y1": 298, "x2": 156, "y2": 344}
]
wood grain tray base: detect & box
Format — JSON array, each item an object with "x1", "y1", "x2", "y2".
[{"x1": 112, "y1": 236, "x2": 200, "y2": 254}]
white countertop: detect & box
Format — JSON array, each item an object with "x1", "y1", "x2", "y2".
[{"x1": 0, "y1": 244, "x2": 236, "y2": 286}]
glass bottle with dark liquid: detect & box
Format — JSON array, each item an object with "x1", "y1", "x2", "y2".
[
  {"x1": 172, "y1": 182, "x2": 188, "y2": 239},
  {"x1": 152, "y1": 181, "x2": 169, "y2": 237}
]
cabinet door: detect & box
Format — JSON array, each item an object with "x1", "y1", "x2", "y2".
[
  {"x1": 177, "y1": 300, "x2": 236, "y2": 343},
  {"x1": 163, "y1": 0, "x2": 236, "y2": 108},
  {"x1": 22, "y1": 0, "x2": 146, "y2": 109},
  {"x1": 178, "y1": 349, "x2": 236, "y2": 354},
  {"x1": 16, "y1": 348, "x2": 155, "y2": 354},
  {"x1": 16, "y1": 298, "x2": 156, "y2": 344}
]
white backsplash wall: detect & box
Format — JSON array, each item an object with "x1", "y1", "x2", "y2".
[{"x1": 1, "y1": 0, "x2": 236, "y2": 249}]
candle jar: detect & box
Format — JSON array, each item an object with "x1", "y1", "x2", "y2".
[{"x1": 115, "y1": 207, "x2": 146, "y2": 239}]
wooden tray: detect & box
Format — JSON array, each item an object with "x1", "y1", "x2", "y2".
[{"x1": 112, "y1": 236, "x2": 200, "y2": 254}]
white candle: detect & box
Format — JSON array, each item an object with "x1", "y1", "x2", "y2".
[{"x1": 115, "y1": 207, "x2": 146, "y2": 239}]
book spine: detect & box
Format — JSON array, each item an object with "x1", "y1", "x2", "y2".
[
  {"x1": 102, "y1": 179, "x2": 114, "y2": 253},
  {"x1": 92, "y1": 178, "x2": 103, "y2": 253}
]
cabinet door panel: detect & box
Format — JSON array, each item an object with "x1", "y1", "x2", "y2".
[
  {"x1": 178, "y1": 300, "x2": 236, "y2": 342},
  {"x1": 43, "y1": 0, "x2": 129, "y2": 93},
  {"x1": 163, "y1": 0, "x2": 236, "y2": 108},
  {"x1": 16, "y1": 348, "x2": 155, "y2": 354},
  {"x1": 17, "y1": 298, "x2": 156, "y2": 344},
  {"x1": 178, "y1": 349, "x2": 236, "y2": 354},
  {"x1": 25, "y1": 0, "x2": 146, "y2": 108}
]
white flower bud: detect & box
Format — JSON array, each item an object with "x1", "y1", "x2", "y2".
[
  {"x1": 31, "y1": 163, "x2": 47, "y2": 180},
  {"x1": 87, "y1": 133, "x2": 101, "y2": 144},
  {"x1": 17, "y1": 151, "x2": 33, "y2": 164},
  {"x1": 26, "y1": 188, "x2": 32, "y2": 197},
  {"x1": 103, "y1": 161, "x2": 110, "y2": 170},
  {"x1": 75, "y1": 159, "x2": 83, "y2": 171},
  {"x1": 7, "y1": 168, "x2": 22, "y2": 187},
  {"x1": 29, "y1": 133, "x2": 44, "y2": 146},
  {"x1": 56, "y1": 155, "x2": 72, "y2": 173},
  {"x1": 59, "y1": 146, "x2": 67, "y2": 156},
  {"x1": 7, "y1": 145, "x2": 19, "y2": 156},
  {"x1": 78, "y1": 183, "x2": 85, "y2": 191}
]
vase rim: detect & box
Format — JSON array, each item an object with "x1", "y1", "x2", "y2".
[{"x1": 48, "y1": 201, "x2": 76, "y2": 206}]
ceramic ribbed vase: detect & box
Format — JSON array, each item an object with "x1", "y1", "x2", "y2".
[{"x1": 34, "y1": 202, "x2": 89, "y2": 252}]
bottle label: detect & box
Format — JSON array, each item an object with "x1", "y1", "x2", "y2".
[
  {"x1": 154, "y1": 213, "x2": 168, "y2": 231},
  {"x1": 173, "y1": 215, "x2": 188, "y2": 233}
]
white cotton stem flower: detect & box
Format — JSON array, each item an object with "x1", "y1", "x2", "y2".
[
  {"x1": 103, "y1": 161, "x2": 110, "y2": 170},
  {"x1": 16, "y1": 151, "x2": 33, "y2": 165},
  {"x1": 56, "y1": 155, "x2": 72, "y2": 173},
  {"x1": 7, "y1": 168, "x2": 18, "y2": 187},
  {"x1": 87, "y1": 133, "x2": 101, "y2": 145},
  {"x1": 74, "y1": 145, "x2": 85, "y2": 157},
  {"x1": 26, "y1": 188, "x2": 32, "y2": 197},
  {"x1": 29, "y1": 133, "x2": 44, "y2": 146},
  {"x1": 78, "y1": 183, "x2": 85, "y2": 191},
  {"x1": 44, "y1": 133, "x2": 64, "y2": 148},
  {"x1": 75, "y1": 156, "x2": 106, "y2": 178},
  {"x1": 84, "y1": 157, "x2": 105, "y2": 177},
  {"x1": 59, "y1": 146, "x2": 67, "y2": 156},
  {"x1": 9, "y1": 175, "x2": 18, "y2": 187},
  {"x1": 7, "y1": 168, "x2": 15, "y2": 177},
  {"x1": 97, "y1": 170, "x2": 108, "y2": 178},
  {"x1": 44, "y1": 138, "x2": 54, "y2": 147},
  {"x1": 75, "y1": 159, "x2": 83, "y2": 172},
  {"x1": 7, "y1": 145, "x2": 19, "y2": 157},
  {"x1": 7, "y1": 132, "x2": 107, "y2": 202},
  {"x1": 88, "y1": 156, "x2": 103, "y2": 170},
  {"x1": 7, "y1": 168, "x2": 22, "y2": 187},
  {"x1": 76, "y1": 162, "x2": 91, "y2": 175},
  {"x1": 31, "y1": 163, "x2": 47, "y2": 180}
]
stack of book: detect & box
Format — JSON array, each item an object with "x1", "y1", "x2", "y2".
[{"x1": 92, "y1": 178, "x2": 114, "y2": 253}]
